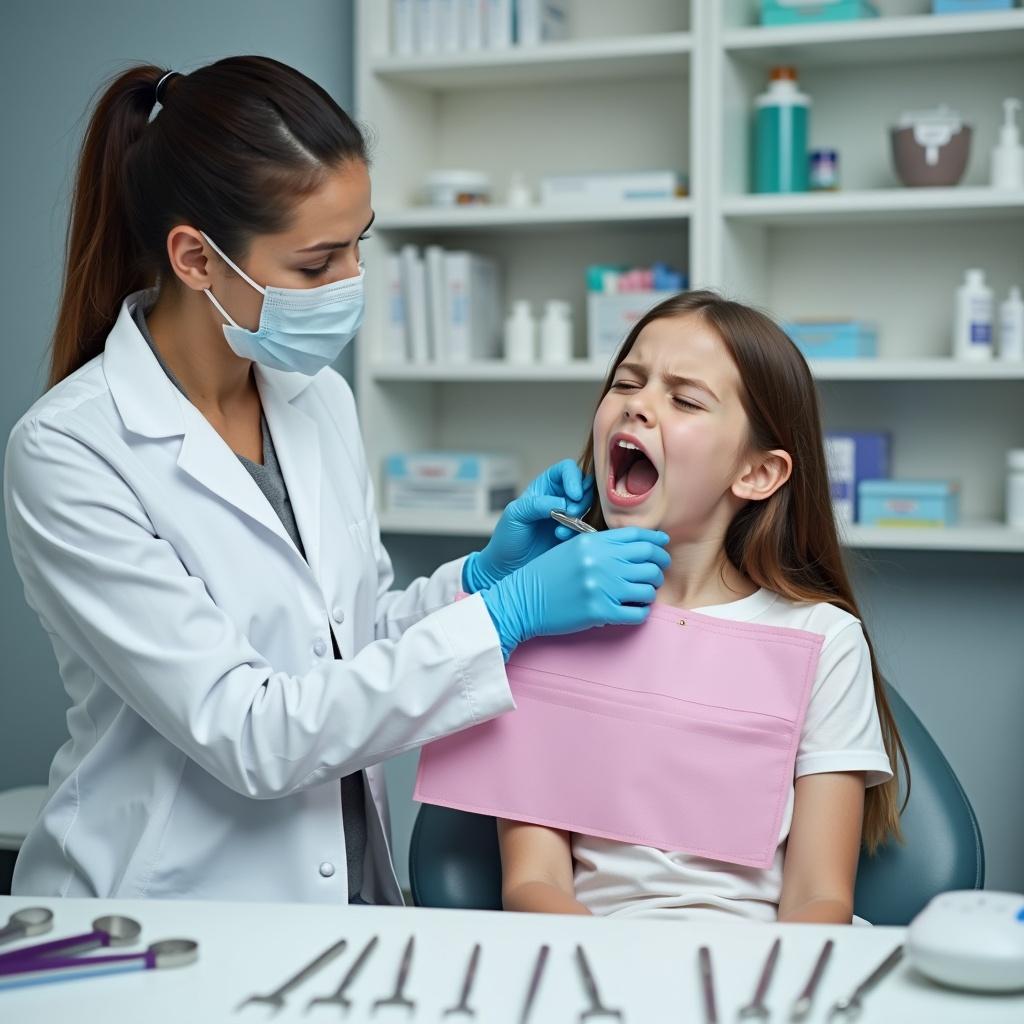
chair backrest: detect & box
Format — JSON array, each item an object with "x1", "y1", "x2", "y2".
[{"x1": 408, "y1": 683, "x2": 984, "y2": 925}]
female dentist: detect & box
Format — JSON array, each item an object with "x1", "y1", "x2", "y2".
[{"x1": 4, "y1": 57, "x2": 670, "y2": 904}]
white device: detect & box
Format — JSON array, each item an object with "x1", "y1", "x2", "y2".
[{"x1": 907, "y1": 890, "x2": 1024, "y2": 993}]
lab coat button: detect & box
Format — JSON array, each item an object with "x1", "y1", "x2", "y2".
[
  {"x1": 318, "y1": 861, "x2": 335, "y2": 878},
  {"x1": 332, "y1": 606, "x2": 345, "y2": 624},
  {"x1": 313, "y1": 638, "x2": 328, "y2": 658}
]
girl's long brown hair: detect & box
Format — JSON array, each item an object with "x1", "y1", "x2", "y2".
[
  {"x1": 50, "y1": 57, "x2": 367, "y2": 388},
  {"x1": 581, "y1": 291, "x2": 908, "y2": 854}
]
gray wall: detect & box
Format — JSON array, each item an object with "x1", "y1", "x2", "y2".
[
  {"x1": 3, "y1": 1, "x2": 1021, "y2": 902},
  {"x1": 0, "y1": 0, "x2": 356, "y2": 786}
]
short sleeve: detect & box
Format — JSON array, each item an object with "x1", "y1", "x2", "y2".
[{"x1": 795, "y1": 621, "x2": 893, "y2": 788}]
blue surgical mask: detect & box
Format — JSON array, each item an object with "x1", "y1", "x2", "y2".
[{"x1": 200, "y1": 231, "x2": 365, "y2": 375}]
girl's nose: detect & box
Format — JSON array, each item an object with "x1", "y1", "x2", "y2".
[{"x1": 623, "y1": 397, "x2": 654, "y2": 426}]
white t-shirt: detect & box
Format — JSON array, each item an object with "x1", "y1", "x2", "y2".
[{"x1": 572, "y1": 588, "x2": 893, "y2": 923}]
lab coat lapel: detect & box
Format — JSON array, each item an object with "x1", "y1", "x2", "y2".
[
  {"x1": 256, "y1": 368, "x2": 323, "y2": 581},
  {"x1": 176, "y1": 404, "x2": 302, "y2": 557}
]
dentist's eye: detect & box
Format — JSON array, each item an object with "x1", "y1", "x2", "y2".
[{"x1": 299, "y1": 258, "x2": 331, "y2": 278}]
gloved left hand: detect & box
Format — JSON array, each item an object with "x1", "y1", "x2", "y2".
[{"x1": 462, "y1": 459, "x2": 594, "y2": 593}]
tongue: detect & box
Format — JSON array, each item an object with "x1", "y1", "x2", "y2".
[{"x1": 625, "y1": 456, "x2": 658, "y2": 496}]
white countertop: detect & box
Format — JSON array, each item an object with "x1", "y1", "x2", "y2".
[{"x1": 1, "y1": 895, "x2": 1022, "y2": 1022}]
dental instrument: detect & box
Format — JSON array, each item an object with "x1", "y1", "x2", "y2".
[
  {"x1": 789, "y1": 938, "x2": 834, "y2": 1021},
  {"x1": 575, "y1": 945, "x2": 624, "y2": 1022},
  {"x1": 519, "y1": 944, "x2": 550, "y2": 1024},
  {"x1": 826, "y1": 945, "x2": 903, "y2": 1021},
  {"x1": 699, "y1": 946, "x2": 718, "y2": 1024},
  {"x1": 737, "y1": 937, "x2": 781, "y2": 1020},
  {"x1": 442, "y1": 942, "x2": 482, "y2": 1018},
  {"x1": 0, "y1": 907, "x2": 53, "y2": 947},
  {"x1": 236, "y1": 938, "x2": 347, "y2": 1013},
  {"x1": 549, "y1": 508, "x2": 596, "y2": 534},
  {"x1": 372, "y1": 936, "x2": 416, "y2": 1016},
  {"x1": 306, "y1": 935, "x2": 379, "y2": 1014}
]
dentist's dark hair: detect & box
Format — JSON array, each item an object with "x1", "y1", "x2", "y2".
[
  {"x1": 49, "y1": 57, "x2": 368, "y2": 388},
  {"x1": 580, "y1": 290, "x2": 909, "y2": 856}
]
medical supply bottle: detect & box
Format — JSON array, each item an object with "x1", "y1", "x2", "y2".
[
  {"x1": 754, "y1": 66, "x2": 810, "y2": 194},
  {"x1": 539, "y1": 300, "x2": 573, "y2": 364},
  {"x1": 991, "y1": 98, "x2": 1024, "y2": 190},
  {"x1": 953, "y1": 268, "x2": 993, "y2": 361},
  {"x1": 999, "y1": 286, "x2": 1024, "y2": 361},
  {"x1": 1007, "y1": 450, "x2": 1024, "y2": 529},
  {"x1": 504, "y1": 300, "x2": 537, "y2": 364}
]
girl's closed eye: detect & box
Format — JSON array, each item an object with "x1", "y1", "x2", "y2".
[{"x1": 673, "y1": 396, "x2": 703, "y2": 411}]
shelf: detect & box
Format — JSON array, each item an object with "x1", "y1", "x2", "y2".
[
  {"x1": 374, "y1": 199, "x2": 692, "y2": 232},
  {"x1": 371, "y1": 33, "x2": 692, "y2": 89},
  {"x1": 378, "y1": 512, "x2": 1024, "y2": 553},
  {"x1": 723, "y1": 11, "x2": 1024, "y2": 68},
  {"x1": 721, "y1": 188, "x2": 1024, "y2": 226},
  {"x1": 841, "y1": 523, "x2": 1024, "y2": 554},
  {"x1": 369, "y1": 361, "x2": 607, "y2": 382},
  {"x1": 368, "y1": 358, "x2": 1024, "y2": 384}
]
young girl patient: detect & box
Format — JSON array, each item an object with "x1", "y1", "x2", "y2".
[{"x1": 497, "y1": 291, "x2": 907, "y2": 925}]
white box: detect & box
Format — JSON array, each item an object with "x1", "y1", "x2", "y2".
[
  {"x1": 825, "y1": 436, "x2": 857, "y2": 526},
  {"x1": 460, "y1": 0, "x2": 487, "y2": 49},
  {"x1": 415, "y1": 0, "x2": 440, "y2": 53},
  {"x1": 517, "y1": 0, "x2": 569, "y2": 46},
  {"x1": 587, "y1": 291, "x2": 676, "y2": 366},
  {"x1": 393, "y1": 0, "x2": 415, "y2": 55},
  {"x1": 384, "y1": 452, "x2": 520, "y2": 516},
  {"x1": 540, "y1": 171, "x2": 685, "y2": 206},
  {"x1": 485, "y1": 0, "x2": 514, "y2": 47},
  {"x1": 445, "y1": 251, "x2": 503, "y2": 362}
]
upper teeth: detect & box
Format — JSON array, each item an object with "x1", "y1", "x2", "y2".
[{"x1": 617, "y1": 440, "x2": 639, "y2": 450}]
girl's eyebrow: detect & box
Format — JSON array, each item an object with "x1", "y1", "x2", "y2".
[{"x1": 616, "y1": 361, "x2": 720, "y2": 403}]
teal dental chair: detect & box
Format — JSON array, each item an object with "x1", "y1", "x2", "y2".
[{"x1": 408, "y1": 684, "x2": 984, "y2": 926}]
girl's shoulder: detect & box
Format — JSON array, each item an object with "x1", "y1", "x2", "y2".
[{"x1": 719, "y1": 589, "x2": 862, "y2": 649}]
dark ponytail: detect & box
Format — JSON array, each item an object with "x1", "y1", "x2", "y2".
[{"x1": 49, "y1": 57, "x2": 367, "y2": 388}]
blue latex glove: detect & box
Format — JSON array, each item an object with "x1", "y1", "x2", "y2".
[
  {"x1": 480, "y1": 528, "x2": 671, "y2": 660},
  {"x1": 463, "y1": 459, "x2": 595, "y2": 593}
]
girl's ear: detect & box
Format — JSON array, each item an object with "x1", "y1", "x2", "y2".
[{"x1": 731, "y1": 449, "x2": 793, "y2": 503}]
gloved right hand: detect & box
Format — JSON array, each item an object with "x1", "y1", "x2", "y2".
[{"x1": 480, "y1": 528, "x2": 671, "y2": 660}]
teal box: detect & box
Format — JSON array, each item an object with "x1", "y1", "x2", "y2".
[
  {"x1": 762, "y1": 1, "x2": 880, "y2": 26},
  {"x1": 782, "y1": 320, "x2": 878, "y2": 359},
  {"x1": 858, "y1": 480, "x2": 960, "y2": 528},
  {"x1": 932, "y1": 1, "x2": 1015, "y2": 13}
]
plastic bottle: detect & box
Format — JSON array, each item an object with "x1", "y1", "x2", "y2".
[
  {"x1": 991, "y1": 98, "x2": 1024, "y2": 191},
  {"x1": 999, "y1": 286, "x2": 1024, "y2": 361},
  {"x1": 754, "y1": 66, "x2": 811, "y2": 194},
  {"x1": 953, "y1": 269, "x2": 993, "y2": 361},
  {"x1": 506, "y1": 171, "x2": 533, "y2": 208},
  {"x1": 504, "y1": 300, "x2": 537, "y2": 364},
  {"x1": 1007, "y1": 450, "x2": 1024, "y2": 529},
  {"x1": 539, "y1": 300, "x2": 573, "y2": 364}
]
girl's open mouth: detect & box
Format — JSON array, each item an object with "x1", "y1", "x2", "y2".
[{"x1": 607, "y1": 435, "x2": 659, "y2": 508}]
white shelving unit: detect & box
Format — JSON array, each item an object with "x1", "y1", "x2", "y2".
[{"x1": 355, "y1": 0, "x2": 1024, "y2": 555}]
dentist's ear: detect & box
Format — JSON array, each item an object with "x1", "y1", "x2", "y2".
[{"x1": 731, "y1": 449, "x2": 793, "y2": 503}]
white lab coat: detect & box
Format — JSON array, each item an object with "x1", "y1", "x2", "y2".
[{"x1": 4, "y1": 290, "x2": 513, "y2": 903}]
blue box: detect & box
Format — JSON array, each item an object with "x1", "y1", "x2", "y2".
[
  {"x1": 932, "y1": 1, "x2": 1016, "y2": 14},
  {"x1": 762, "y1": 1, "x2": 879, "y2": 26},
  {"x1": 825, "y1": 432, "x2": 889, "y2": 524},
  {"x1": 858, "y1": 480, "x2": 960, "y2": 528},
  {"x1": 782, "y1": 320, "x2": 878, "y2": 360}
]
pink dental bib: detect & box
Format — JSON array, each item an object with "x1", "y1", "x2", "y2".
[{"x1": 415, "y1": 600, "x2": 824, "y2": 868}]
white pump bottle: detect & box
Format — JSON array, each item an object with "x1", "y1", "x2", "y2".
[{"x1": 991, "y1": 98, "x2": 1024, "y2": 190}]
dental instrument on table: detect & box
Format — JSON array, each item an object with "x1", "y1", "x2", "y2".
[
  {"x1": 789, "y1": 938, "x2": 834, "y2": 1021},
  {"x1": 0, "y1": 915, "x2": 140, "y2": 968},
  {"x1": 372, "y1": 935, "x2": 417, "y2": 1016},
  {"x1": 519, "y1": 944, "x2": 550, "y2": 1024},
  {"x1": 236, "y1": 937, "x2": 347, "y2": 1014},
  {"x1": 738, "y1": 937, "x2": 781, "y2": 1020},
  {"x1": 550, "y1": 508, "x2": 596, "y2": 534},
  {"x1": 0, "y1": 907, "x2": 53, "y2": 946},
  {"x1": 443, "y1": 942, "x2": 482, "y2": 1018},
  {"x1": 306, "y1": 934, "x2": 379, "y2": 1014},
  {"x1": 699, "y1": 946, "x2": 719, "y2": 1024},
  {"x1": 826, "y1": 945, "x2": 904, "y2": 1021},
  {"x1": 575, "y1": 944, "x2": 625, "y2": 1022},
  {"x1": 0, "y1": 938, "x2": 198, "y2": 991}
]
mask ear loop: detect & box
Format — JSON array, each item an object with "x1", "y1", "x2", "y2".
[{"x1": 200, "y1": 231, "x2": 266, "y2": 329}]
